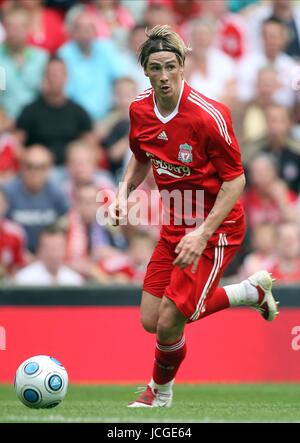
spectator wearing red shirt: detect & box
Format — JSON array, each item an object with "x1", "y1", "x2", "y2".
[
  {"x1": 74, "y1": 0, "x2": 134, "y2": 47},
  {"x1": 242, "y1": 153, "x2": 298, "y2": 230},
  {"x1": 8, "y1": 0, "x2": 67, "y2": 53},
  {"x1": 0, "y1": 186, "x2": 26, "y2": 279},
  {"x1": 0, "y1": 108, "x2": 21, "y2": 184},
  {"x1": 147, "y1": 0, "x2": 202, "y2": 28},
  {"x1": 97, "y1": 229, "x2": 157, "y2": 284},
  {"x1": 201, "y1": 0, "x2": 247, "y2": 60},
  {"x1": 270, "y1": 222, "x2": 300, "y2": 284}
]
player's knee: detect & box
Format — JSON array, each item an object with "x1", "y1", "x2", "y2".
[
  {"x1": 140, "y1": 316, "x2": 157, "y2": 334},
  {"x1": 156, "y1": 315, "x2": 178, "y2": 341}
]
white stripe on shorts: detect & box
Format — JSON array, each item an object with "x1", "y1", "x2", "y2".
[{"x1": 189, "y1": 233, "x2": 227, "y2": 321}]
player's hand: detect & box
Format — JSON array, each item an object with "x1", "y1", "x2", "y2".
[
  {"x1": 173, "y1": 230, "x2": 208, "y2": 274},
  {"x1": 108, "y1": 198, "x2": 127, "y2": 226}
]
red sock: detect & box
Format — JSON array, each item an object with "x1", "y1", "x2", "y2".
[
  {"x1": 152, "y1": 336, "x2": 187, "y2": 385},
  {"x1": 199, "y1": 287, "x2": 230, "y2": 319}
]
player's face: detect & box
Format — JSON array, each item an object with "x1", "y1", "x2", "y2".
[{"x1": 145, "y1": 52, "x2": 183, "y2": 100}]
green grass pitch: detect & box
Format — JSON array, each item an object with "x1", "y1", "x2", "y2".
[{"x1": 1, "y1": 384, "x2": 300, "y2": 423}]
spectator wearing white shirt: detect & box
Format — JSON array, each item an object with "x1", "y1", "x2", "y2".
[
  {"x1": 245, "y1": 0, "x2": 300, "y2": 59},
  {"x1": 187, "y1": 17, "x2": 237, "y2": 102},
  {"x1": 237, "y1": 17, "x2": 297, "y2": 107},
  {"x1": 14, "y1": 225, "x2": 83, "y2": 286}
]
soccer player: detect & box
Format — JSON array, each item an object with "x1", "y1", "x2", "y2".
[{"x1": 108, "y1": 25, "x2": 279, "y2": 407}]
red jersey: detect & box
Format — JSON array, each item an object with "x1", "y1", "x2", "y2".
[
  {"x1": 0, "y1": 133, "x2": 20, "y2": 177},
  {"x1": 0, "y1": 219, "x2": 26, "y2": 274},
  {"x1": 27, "y1": 8, "x2": 67, "y2": 54},
  {"x1": 129, "y1": 81, "x2": 244, "y2": 244}
]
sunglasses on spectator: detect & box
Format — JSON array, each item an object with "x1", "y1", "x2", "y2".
[{"x1": 23, "y1": 162, "x2": 50, "y2": 170}]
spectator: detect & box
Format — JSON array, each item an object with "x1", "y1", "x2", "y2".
[
  {"x1": 240, "y1": 66, "x2": 281, "y2": 145},
  {"x1": 246, "y1": 104, "x2": 300, "y2": 192},
  {"x1": 0, "y1": 5, "x2": 48, "y2": 119},
  {"x1": 239, "y1": 223, "x2": 276, "y2": 279},
  {"x1": 65, "y1": 183, "x2": 127, "y2": 282},
  {"x1": 146, "y1": 0, "x2": 202, "y2": 28},
  {"x1": 269, "y1": 222, "x2": 300, "y2": 284},
  {"x1": 144, "y1": 3, "x2": 178, "y2": 34},
  {"x1": 242, "y1": 153, "x2": 298, "y2": 230},
  {"x1": 59, "y1": 9, "x2": 125, "y2": 120},
  {"x1": 269, "y1": 0, "x2": 300, "y2": 59},
  {"x1": 14, "y1": 225, "x2": 83, "y2": 286},
  {"x1": 99, "y1": 76, "x2": 138, "y2": 182},
  {"x1": 0, "y1": 186, "x2": 26, "y2": 280},
  {"x1": 84, "y1": 0, "x2": 134, "y2": 47},
  {"x1": 122, "y1": 23, "x2": 151, "y2": 93},
  {"x1": 60, "y1": 140, "x2": 115, "y2": 204},
  {"x1": 97, "y1": 229, "x2": 157, "y2": 284},
  {"x1": 187, "y1": 17, "x2": 237, "y2": 102},
  {"x1": 122, "y1": 0, "x2": 146, "y2": 23},
  {"x1": 237, "y1": 17, "x2": 296, "y2": 107},
  {"x1": 9, "y1": 0, "x2": 67, "y2": 53},
  {"x1": 126, "y1": 230, "x2": 156, "y2": 283},
  {"x1": 0, "y1": 107, "x2": 22, "y2": 183},
  {"x1": 16, "y1": 55, "x2": 93, "y2": 166},
  {"x1": 245, "y1": 0, "x2": 300, "y2": 58},
  {"x1": 169, "y1": 0, "x2": 202, "y2": 26},
  {"x1": 201, "y1": 0, "x2": 248, "y2": 60},
  {"x1": 3, "y1": 145, "x2": 69, "y2": 254}
]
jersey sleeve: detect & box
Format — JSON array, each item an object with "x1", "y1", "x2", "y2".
[
  {"x1": 129, "y1": 105, "x2": 149, "y2": 164},
  {"x1": 205, "y1": 104, "x2": 244, "y2": 181}
]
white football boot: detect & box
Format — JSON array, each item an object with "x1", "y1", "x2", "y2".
[
  {"x1": 247, "y1": 270, "x2": 279, "y2": 321},
  {"x1": 128, "y1": 385, "x2": 173, "y2": 408}
]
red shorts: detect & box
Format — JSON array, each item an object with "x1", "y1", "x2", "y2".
[{"x1": 143, "y1": 225, "x2": 245, "y2": 322}]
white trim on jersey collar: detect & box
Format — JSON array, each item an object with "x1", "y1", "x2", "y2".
[{"x1": 153, "y1": 80, "x2": 184, "y2": 124}]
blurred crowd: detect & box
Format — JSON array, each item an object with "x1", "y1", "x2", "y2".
[{"x1": 0, "y1": 0, "x2": 300, "y2": 286}]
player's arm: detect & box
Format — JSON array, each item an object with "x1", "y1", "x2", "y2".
[
  {"x1": 174, "y1": 104, "x2": 245, "y2": 273},
  {"x1": 108, "y1": 154, "x2": 150, "y2": 225},
  {"x1": 200, "y1": 173, "x2": 246, "y2": 239},
  {"x1": 173, "y1": 173, "x2": 245, "y2": 272}
]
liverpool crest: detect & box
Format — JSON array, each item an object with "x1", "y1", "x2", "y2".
[{"x1": 178, "y1": 143, "x2": 193, "y2": 163}]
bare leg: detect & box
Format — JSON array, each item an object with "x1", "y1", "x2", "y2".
[
  {"x1": 156, "y1": 296, "x2": 187, "y2": 343},
  {"x1": 140, "y1": 291, "x2": 162, "y2": 334}
]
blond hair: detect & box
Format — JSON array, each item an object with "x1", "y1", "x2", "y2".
[{"x1": 138, "y1": 25, "x2": 190, "y2": 69}]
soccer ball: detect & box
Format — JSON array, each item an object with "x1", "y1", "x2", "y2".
[{"x1": 14, "y1": 355, "x2": 68, "y2": 409}]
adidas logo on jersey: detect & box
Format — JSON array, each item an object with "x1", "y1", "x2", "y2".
[{"x1": 157, "y1": 131, "x2": 168, "y2": 141}]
